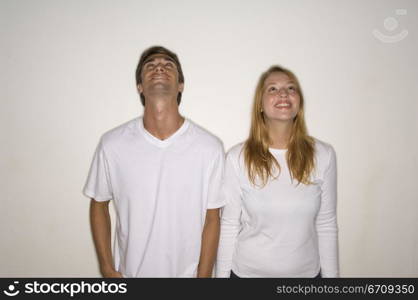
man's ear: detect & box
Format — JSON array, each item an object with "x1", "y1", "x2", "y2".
[
  {"x1": 178, "y1": 82, "x2": 184, "y2": 93},
  {"x1": 137, "y1": 83, "x2": 143, "y2": 94}
]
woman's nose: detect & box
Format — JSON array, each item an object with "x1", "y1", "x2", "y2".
[{"x1": 279, "y1": 88, "x2": 288, "y2": 97}]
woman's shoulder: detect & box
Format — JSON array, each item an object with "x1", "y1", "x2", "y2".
[
  {"x1": 226, "y1": 142, "x2": 245, "y2": 160},
  {"x1": 313, "y1": 137, "x2": 334, "y2": 153},
  {"x1": 312, "y1": 137, "x2": 336, "y2": 168}
]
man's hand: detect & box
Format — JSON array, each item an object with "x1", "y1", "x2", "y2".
[{"x1": 101, "y1": 266, "x2": 124, "y2": 278}]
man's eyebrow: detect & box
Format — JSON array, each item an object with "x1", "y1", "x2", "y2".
[{"x1": 143, "y1": 56, "x2": 176, "y2": 65}]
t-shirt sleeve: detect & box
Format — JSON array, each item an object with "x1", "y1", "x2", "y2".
[
  {"x1": 316, "y1": 144, "x2": 339, "y2": 277},
  {"x1": 83, "y1": 138, "x2": 113, "y2": 202},
  {"x1": 206, "y1": 144, "x2": 227, "y2": 209}
]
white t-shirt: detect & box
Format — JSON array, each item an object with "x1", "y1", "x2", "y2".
[
  {"x1": 83, "y1": 117, "x2": 226, "y2": 277},
  {"x1": 216, "y1": 139, "x2": 339, "y2": 278}
]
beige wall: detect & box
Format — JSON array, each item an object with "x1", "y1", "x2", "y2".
[{"x1": 1, "y1": 0, "x2": 417, "y2": 277}]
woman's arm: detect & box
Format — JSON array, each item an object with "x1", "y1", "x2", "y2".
[
  {"x1": 316, "y1": 145, "x2": 339, "y2": 277},
  {"x1": 216, "y1": 152, "x2": 243, "y2": 278}
]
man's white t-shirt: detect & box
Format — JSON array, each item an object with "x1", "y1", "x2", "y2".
[
  {"x1": 83, "y1": 117, "x2": 226, "y2": 277},
  {"x1": 216, "y1": 139, "x2": 339, "y2": 277}
]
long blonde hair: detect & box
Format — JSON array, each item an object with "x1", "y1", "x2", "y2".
[{"x1": 243, "y1": 65, "x2": 315, "y2": 187}]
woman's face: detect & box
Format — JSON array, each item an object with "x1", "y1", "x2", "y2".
[{"x1": 261, "y1": 72, "x2": 300, "y2": 124}]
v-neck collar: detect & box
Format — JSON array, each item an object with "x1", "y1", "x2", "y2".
[{"x1": 137, "y1": 117, "x2": 190, "y2": 148}]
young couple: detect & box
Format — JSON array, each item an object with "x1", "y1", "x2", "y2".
[{"x1": 83, "y1": 46, "x2": 339, "y2": 278}]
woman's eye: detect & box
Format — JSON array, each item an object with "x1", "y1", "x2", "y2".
[
  {"x1": 165, "y1": 63, "x2": 174, "y2": 68},
  {"x1": 288, "y1": 86, "x2": 297, "y2": 92},
  {"x1": 146, "y1": 64, "x2": 155, "y2": 69},
  {"x1": 268, "y1": 87, "x2": 277, "y2": 92}
]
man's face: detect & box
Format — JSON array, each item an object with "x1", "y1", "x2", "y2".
[{"x1": 138, "y1": 54, "x2": 184, "y2": 99}]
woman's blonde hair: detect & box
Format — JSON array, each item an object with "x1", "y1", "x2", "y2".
[{"x1": 243, "y1": 65, "x2": 315, "y2": 187}]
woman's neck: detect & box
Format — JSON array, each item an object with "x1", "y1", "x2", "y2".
[{"x1": 267, "y1": 120, "x2": 292, "y2": 149}]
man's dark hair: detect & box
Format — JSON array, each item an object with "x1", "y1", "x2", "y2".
[{"x1": 135, "y1": 46, "x2": 185, "y2": 106}]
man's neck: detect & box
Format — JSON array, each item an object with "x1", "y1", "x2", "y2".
[{"x1": 143, "y1": 96, "x2": 184, "y2": 140}]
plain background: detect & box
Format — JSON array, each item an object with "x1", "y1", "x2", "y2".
[{"x1": 1, "y1": 0, "x2": 417, "y2": 277}]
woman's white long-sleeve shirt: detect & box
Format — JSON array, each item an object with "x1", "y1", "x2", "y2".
[{"x1": 216, "y1": 139, "x2": 339, "y2": 278}]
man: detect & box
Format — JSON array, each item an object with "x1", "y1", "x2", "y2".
[{"x1": 83, "y1": 46, "x2": 225, "y2": 277}]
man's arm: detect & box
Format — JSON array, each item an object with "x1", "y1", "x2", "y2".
[
  {"x1": 197, "y1": 208, "x2": 221, "y2": 278},
  {"x1": 90, "y1": 199, "x2": 122, "y2": 278}
]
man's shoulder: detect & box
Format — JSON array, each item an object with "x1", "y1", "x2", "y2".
[
  {"x1": 100, "y1": 117, "x2": 140, "y2": 147},
  {"x1": 187, "y1": 119, "x2": 223, "y2": 151}
]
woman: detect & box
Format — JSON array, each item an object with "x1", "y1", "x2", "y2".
[{"x1": 216, "y1": 66, "x2": 339, "y2": 278}]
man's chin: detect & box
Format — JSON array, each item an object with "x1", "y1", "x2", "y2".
[
  {"x1": 146, "y1": 86, "x2": 176, "y2": 97},
  {"x1": 149, "y1": 83, "x2": 170, "y2": 90}
]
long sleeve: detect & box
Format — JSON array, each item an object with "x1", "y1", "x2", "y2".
[
  {"x1": 315, "y1": 145, "x2": 339, "y2": 277},
  {"x1": 215, "y1": 152, "x2": 243, "y2": 278}
]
